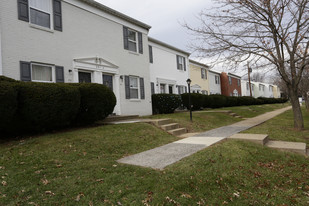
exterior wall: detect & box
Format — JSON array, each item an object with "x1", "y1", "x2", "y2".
[
  {"x1": 220, "y1": 72, "x2": 242, "y2": 96},
  {"x1": 208, "y1": 71, "x2": 221, "y2": 94},
  {"x1": 189, "y1": 62, "x2": 209, "y2": 94},
  {"x1": 149, "y1": 40, "x2": 189, "y2": 94},
  {"x1": 264, "y1": 83, "x2": 274, "y2": 98},
  {"x1": 251, "y1": 82, "x2": 260, "y2": 98},
  {"x1": 0, "y1": 0, "x2": 152, "y2": 116},
  {"x1": 241, "y1": 80, "x2": 249, "y2": 96}
]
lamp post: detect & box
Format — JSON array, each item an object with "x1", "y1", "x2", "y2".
[{"x1": 186, "y1": 78, "x2": 192, "y2": 122}]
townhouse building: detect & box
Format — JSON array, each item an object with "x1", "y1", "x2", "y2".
[
  {"x1": 188, "y1": 60, "x2": 210, "y2": 94},
  {"x1": 208, "y1": 70, "x2": 222, "y2": 95},
  {"x1": 241, "y1": 80, "x2": 254, "y2": 97},
  {"x1": 0, "y1": 0, "x2": 153, "y2": 115},
  {"x1": 148, "y1": 37, "x2": 190, "y2": 95},
  {"x1": 220, "y1": 72, "x2": 242, "y2": 96}
]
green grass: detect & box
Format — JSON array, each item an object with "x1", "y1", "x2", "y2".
[
  {"x1": 145, "y1": 103, "x2": 289, "y2": 133},
  {"x1": 243, "y1": 106, "x2": 309, "y2": 144},
  {"x1": 0, "y1": 124, "x2": 308, "y2": 205}
]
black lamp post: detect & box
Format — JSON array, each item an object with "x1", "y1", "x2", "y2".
[{"x1": 186, "y1": 78, "x2": 192, "y2": 122}]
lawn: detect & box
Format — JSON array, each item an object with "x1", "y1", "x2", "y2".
[
  {"x1": 243, "y1": 106, "x2": 309, "y2": 144},
  {"x1": 144, "y1": 103, "x2": 289, "y2": 133},
  {"x1": 0, "y1": 121, "x2": 308, "y2": 205}
]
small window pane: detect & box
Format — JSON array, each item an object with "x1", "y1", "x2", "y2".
[
  {"x1": 128, "y1": 42, "x2": 137, "y2": 52},
  {"x1": 130, "y1": 89, "x2": 138, "y2": 99},
  {"x1": 128, "y1": 30, "x2": 136, "y2": 41},
  {"x1": 29, "y1": 0, "x2": 51, "y2": 13},
  {"x1": 130, "y1": 77, "x2": 138, "y2": 88},
  {"x1": 30, "y1": 8, "x2": 50, "y2": 28},
  {"x1": 32, "y1": 64, "x2": 52, "y2": 81}
]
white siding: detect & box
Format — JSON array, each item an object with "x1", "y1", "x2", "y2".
[
  {"x1": 208, "y1": 71, "x2": 221, "y2": 94},
  {"x1": 0, "y1": 0, "x2": 152, "y2": 116}
]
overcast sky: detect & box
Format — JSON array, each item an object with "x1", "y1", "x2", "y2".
[{"x1": 95, "y1": 0, "x2": 213, "y2": 53}]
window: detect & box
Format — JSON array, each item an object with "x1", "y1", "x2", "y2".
[
  {"x1": 32, "y1": 63, "x2": 53, "y2": 82},
  {"x1": 151, "y1": 82, "x2": 155, "y2": 95},
  {"x1": 160, "y1": 84, "x2": 166, "y2": 94},
  {"x1": 202, "y1": 90, "x2": 208, "y2": 95},
  {"x1": 178, "y1": 86, "x2": 186, "y2": 94},
  {"x1": 201, "y1": 68, "x2": 207, "y2": 79},
  {"x1": 128, "y1": 29, "x2": 137, "y2": 52},
  {"x1": 130, "y1": 76, "x2": 139, "y2": 99},
  {"x1": 237, "y1": 79, "x2": 240, "y2": 86},
  {"x1": 246, "y1": 82, "x2": 249, "y2": 90},
  {"x1": 176, "y1": 55, "x2": 186, "y2": 71},
  {"x1": 215, "y1": 75, "x2": 220, "y2": 84},
  {"x1": 149, "y1": 46, "x2": 153, "y2": 63},
  {"x1": 29, "y1": 0, "x2": 52, "y2": 28},
  {"x1": 228, "y1": 76, "x2": 232, "y2": 85},
  {"x1": 168, "y1": 85, "x2": 173, "y2": 94}
]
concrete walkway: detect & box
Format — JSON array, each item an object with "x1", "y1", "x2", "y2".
[{"x1": 117, "y1": 106, "x2": 292, "y2": 170}]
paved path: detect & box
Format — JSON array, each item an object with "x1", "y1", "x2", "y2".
[{"x1": 117, "y1": 106, "x2": 292, "y2": 170}]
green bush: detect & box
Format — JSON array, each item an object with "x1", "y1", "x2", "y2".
[
  {"x1": 0, "y1": 82, "x2": 18, "y2": 132},
  {"x1": 181, "y1": 93, "x2": 204, "y2": 110},
  {"x1": 0, "y1": 75, "x2": 17, "y2": 82},
  {"x1": 17, "y1": 82, "x2": 81, "y2": 132},
  {"x1": 152, "y1": 94, "x2": 182, "y2": 114},
  {"x1": 226, "y1": 96, "x2": 239, "y2": 107},
  {"x1": 237, "y1": 96, "x2": 256, "y2": 106},
  {"x1": 73, "y1": 83, "x2": 116, "y2": 124},
  {"x1": 209, "y1": 95, "x2": 227, "y2": 108}
]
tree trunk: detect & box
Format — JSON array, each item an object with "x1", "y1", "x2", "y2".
[{"x1": 288, "y1": 88, "x2": 304, "y2": 130}]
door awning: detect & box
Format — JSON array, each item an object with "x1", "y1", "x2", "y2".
[{"x1": 74, "y1": 57, "x2": 119, "y2": 71}]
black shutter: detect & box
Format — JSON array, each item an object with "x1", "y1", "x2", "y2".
[
  {"x1": 149, "y1": 46, "x2": 153, "y2": 63},
  {"x1": 55, "y1": 66, "x2": 64, "y2": 83},
  {"x1": 138, "y1": 32, "x2": 143, "y2": 54},
  {"x1": 201, "y1": 68, "x2": 203, "y2": 79},
  {"x1": 140, "y1": 78, "x2": 145, "y2": 99},
  {"x1": 18, "y1": 0, "x2": 29, "y2": 22},
  {"x1": 184, "y1": 58, "x2": 186, "y2": 71},
  {"x1": 185, "y1": 86, "x2": 187, "y2": 93},
  {"x1": 53, "y1": 0, "x2": 62, "y2": 31},
  {"x1": 123, "y1": 26, "x2": 129, "y2": 50},
  {"x1": 176, "y1": 55, "x2": 180, "y2": 70},
  {"x1": 20, "y1": 61, "x2": 31, "y2": 81},
  {"x1": 151, "y1": 82, "x2": 155, "y2": 95},
  {"x1": 125, "y1": 76, "x2": 130, "y2": 99}
]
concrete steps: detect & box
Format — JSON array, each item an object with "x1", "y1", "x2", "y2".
[
  {"x1": 151, "y1": 119, "x2": 187, "y2": 137},
  {"x1": 228, "y1": 133, "x2": 308, "y2": 156}
]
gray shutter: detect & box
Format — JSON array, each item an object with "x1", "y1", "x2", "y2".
[
  {"x1": 125, "y1": 76, "x2": 130, "y2": 99},
  {"x1": 184, "y1": 58, "x2": 186, "y2": 71},
  {"x1": 20, "y1": 61, "x2": 31, "y2": 81},
  {"x1": 53, "y1": 0, "x2": 62, "y2": 31},
  {"x1": 18, "y1": 0, "x2": 29, "y2": 22},
  {"x1": 140, "y1": 78, "x2": 145, "y2": 99},
  {"x1": 176, "y1": 55, "x2": 180, "y2": 70},
  {"x1": 123, "y1": 26, "x2": 129, "y2": 50},
  {"x1": 149, "y1": 46, "x2": 153, "y2": 63},
  {"x1": 201, "y1": 68, "x2": 203, "y2": 79},
  {"x1": 185, "y1": 86, "x2": 187, "y2": 93},
  {"x1": 55, "y1": 66, "x2": 64, "y2": 83},
  {"x1": 151, "y1": 82, "x2": 155, "y2": 95},
  {"x1": 178, "y1": 86, "x2": 181, "y2": 94},
  {"x1": 138, "y1": 32, "x2": 143, "y2": 54}
]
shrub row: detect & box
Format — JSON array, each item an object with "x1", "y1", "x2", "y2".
[
  {"x1": 152, "y1": 93, "x2": 288, "y2": 114},
  {"x1": 0, "y1": 76, "x2": 116, "y2": 136}
]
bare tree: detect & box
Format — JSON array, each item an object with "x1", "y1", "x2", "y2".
[{"x1": 185, "y1": 0, "x2": 309, "y2": 130}]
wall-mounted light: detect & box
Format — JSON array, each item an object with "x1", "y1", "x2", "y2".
[
  {"x1": 69, "y1": 69, "x2": 72, "y2": 73},
  {"x1": 120, "y1": 75, "x2": 123, "y2": 80}
]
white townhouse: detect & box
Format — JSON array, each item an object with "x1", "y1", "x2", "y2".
[
  {"x1": 242, "y1": 80, "x2": 277, "y2": 98},
  {"x1": 148, "y1": 37, "x2": 190, "y2": 95},
  {"x1": 241, "y1": 80, "x2": 254, "y2": 97},
  {"x1": 208, "y1": 70, "x2": 222, "y2": 94},
  {"x1": 0, "y1": 0, "x2": 153, "y2": 116}
]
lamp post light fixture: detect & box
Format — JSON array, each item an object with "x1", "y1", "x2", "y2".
[{"x1": 186, "y1": 78, "x2": 192, "y2": 122}]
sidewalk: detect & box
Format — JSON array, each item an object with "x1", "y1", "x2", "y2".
[{"x1": 117, "y1": 106, "x2": 292, "y2": 170}]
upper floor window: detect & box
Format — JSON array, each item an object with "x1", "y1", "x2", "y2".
[
  {"x1": 123, "y1": 26, "x2": 143, "y2": 54},
  {"x1": 29, "y1": 0, "x2": 52, "y2": 29},
  {"x1": 228, "y1": 76, "x2": 232, "y2": 85},
  {"x1": 215, "y1": 75, "x2": 220, "y2": 84},
  {"x1": 237, "y1": 79, "x2": 240, "y2": 86},
  {"x1": 201, "y1": 68, "x2": 207, "y2": 79},
  {"x1": 18, "y1": 0, "x2": 63, "y2": 31},
  {"x1": 176, "y1": 55, "x2": 186, "y2": 71}
]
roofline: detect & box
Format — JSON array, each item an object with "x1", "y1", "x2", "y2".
[
  {"x1": 79, "y1": 0, "x2": 152, "y2": 30},
  {"x1": 228, "y1": 72, "x2": 242, "y2": 79},
  {"x1": 148, "y1": 37, "x2": 190, "y2": 56},
  {"x1": 189, "y1": 59, "x2": 210, "y2": 68},
  {"x1": 209, "y1": 70, "x2": 221, "y2": 75}
]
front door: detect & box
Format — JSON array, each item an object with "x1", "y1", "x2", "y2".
[
  {"x1": 79, "y1": 72, "x2": 91, "y2": 83},
  {"x1": 103, "y1": 74, "x2": 113, "y2": 91}
]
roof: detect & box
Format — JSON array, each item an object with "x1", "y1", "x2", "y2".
[
  {"x1": 209, "y1": 70, "x2": 221, "y2": 75},
  {"x1": 228, "y1": 72, "x2": 242, "y2": 79},
  {"x1": 79, "y1": 0, "x2": 151, "y2": 30},
  {"x1": 148, "y1": 37, "x2": 190, "y2": 56},
  {"x1": 189, "y1": 59, "x2": 210, "y2": 68}
]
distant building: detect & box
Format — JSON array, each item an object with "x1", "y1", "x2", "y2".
[
  {"x1": 208, "y1": 70, "x2": 222, "y2": 95},
  {"x1": 220, "y1": 72, "x2": 242, "y2": 96},
  {"x1": 189, "y1": 60, "x2": 210, "y2": 94}
]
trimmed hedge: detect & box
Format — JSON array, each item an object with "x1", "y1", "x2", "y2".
[
  {"x1": 152, "y1": 94, "x2": 182, "y2": 114},
  {"x1": 0, "y1": 79, "x2": 116, "y2": 136},
  {"x1": 73, "y1": 83, "x2": 117, "y2": 124},
  {"x1": 181, "y1": 93, "x2": 204, "y2": 110},
  {"x1": 0, "y1": 75, "x2": 17, "y2": 82}
]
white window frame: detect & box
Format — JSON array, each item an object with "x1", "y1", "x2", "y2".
[
  {"x1": 129, "y1": 76, "x2": 140, "y2": 99},
  {"x1": 246, "y1": 82, "x2": 249, "y2": 90},
  {"x1": 178, "y1": 86, "x2": 185, "y2": 94},
  {"x1": 201, "y1": 68, "x2": 207, "y2": 79},
  {"x1": 29, "y1": 0, "x2": 53, "y2": 29},
  {"x1": 215, "y1": 75, "x2": 220, "y2": 84},
  {"x1": 128, "y1": 29, "x2": 138, "y2": 53},
  {"x1": 177, "y1": 56, "x2": 185, "y2": 70},
  {"x1": 228, "y1": 76, "x2": 232, "y2": 85},
  {"x1": 160, "y1": 83, "x2": 166, "y2": 94},
  {"x1": 237, "y1": 79, "x2": 240, "y2": 86},
  {"x1": 31, "y1": 62, "x2": 54, "y2": 83}
]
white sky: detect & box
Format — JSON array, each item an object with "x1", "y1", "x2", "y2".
[{"x1": 95, "y1": 0, "x2": 213, "y2": 52}]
